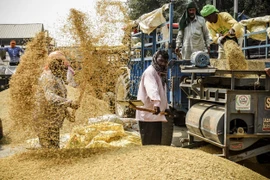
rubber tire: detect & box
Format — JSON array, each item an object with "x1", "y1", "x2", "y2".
[
  {"x1": 115, "y1": 72, "x2": 135, "y2": 118},
  {"x1": 173, "y1": 111, "x2": 186, "y2": 127},
  {"x1": 161, "y1": 115, "x2": 174, "y2": 146},
  {"x1": 256, "y1": 152, "x2": 270, "y2": 164}
]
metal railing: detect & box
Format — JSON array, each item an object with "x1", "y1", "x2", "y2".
[{"x1": 242, "y1": 23, "x2": 270, "y2": 59}]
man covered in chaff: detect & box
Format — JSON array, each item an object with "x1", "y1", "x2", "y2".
[{"x1": 34, "y1": 51, "x2": 79, "y2": 148}]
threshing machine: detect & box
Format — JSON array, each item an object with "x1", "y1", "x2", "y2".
[{"x1": 180, "y1": 66, "x2": 270, "y2": 162}]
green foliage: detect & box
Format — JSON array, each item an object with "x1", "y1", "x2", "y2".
[
  {"x1": 127, "y1": 0, "x2": 187, "y2": 21},
  {"x1": 127, "y1": 0, "x2": 162, "y2": 20},
  {"x1": 127, "y1": 0, "x2": 270, "y2": 23},
  {"x1": 213, "y1": 0, "x2": 270, "y2": 18},
  {"x1": 237, "y1": 0, "x2": 270, "y2": 18}
]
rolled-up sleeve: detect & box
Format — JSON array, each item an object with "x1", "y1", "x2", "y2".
[{"x1": 176, "y1": 30, "x2": 184, "y2": 48}]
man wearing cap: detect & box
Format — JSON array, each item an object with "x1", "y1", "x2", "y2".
[
  {"x1": 200, "y1": 4, "x2": 244, "y2": 59},
  {"x1": 175, "y1": 1, "x2": 210, "y2": 60}
]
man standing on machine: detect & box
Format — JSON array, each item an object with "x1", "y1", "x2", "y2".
[{"x1": 175, "y1": 1, "x2": 210, "y2": 59}]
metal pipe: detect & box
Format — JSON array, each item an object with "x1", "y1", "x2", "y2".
[
  {"x1": 234, "y1": 0, "x2": 238, "y2": 19},
  {"x1": 213, "y1": 0, "x2": 216, "y2": 7},
  {"x1": 169, "y1": 2, "x2": 174, "y2": 60},
  {"x1": 266, "y1": 23, "x2": 269, "y2": 59},
  {"x1": 188, "y1": 131, "x2": 225, "y2": 148}
]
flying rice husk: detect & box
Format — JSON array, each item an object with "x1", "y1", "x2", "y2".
[{"x1": 8, "y1": 32, "x2": 48, "y2": 141}]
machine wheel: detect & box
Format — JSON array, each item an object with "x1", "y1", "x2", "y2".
[
  {"x1": 161, "y1": 115, "x2": 174, "y2": 146},
  {"x1": 256, "y1": 152, "x2": 270, "y2": 164},
  {"x1": 115, "y1": 72, "x2": 135, "y2": 118},
  {"x1": 173, "y1": 110, "x2": 186, "y2": 127}
]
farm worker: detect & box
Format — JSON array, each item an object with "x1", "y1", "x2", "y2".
[
  {"x1": 175, "y1": 1, "x2": 210, "y2": 59},
  {"x1": 200, "y1": 4, "x2": 244, "y2": 59},
  {"x1": 136, "y1": 50, "x2": 169, "y2": 145},
  {"x1": 0, "y1": 40, "x2": 24, "y2": 66},
  {"x1": 34, "y1": 51, "x2": 79, "y2": 148}
]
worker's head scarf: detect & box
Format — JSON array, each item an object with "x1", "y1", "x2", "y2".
[
  {"x1": 48, "y1": 51, "x2": 67, "y2": 62},
  {"x1": 178, "y1": 1, "x2": 200, "y2": 31},
  {"x1": 46, "y1": 51, "x2": 68, "y2": 79},
  {"x1": 151, "y1": 50, "x2": 169, "y2": 86},
  {"x1": 200, "y1": 4, "x2": 219, "y2": 17}
]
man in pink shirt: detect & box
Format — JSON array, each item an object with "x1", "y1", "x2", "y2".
[{"x1": 136, "y1": 50, "x2": 169, "y2": 145}]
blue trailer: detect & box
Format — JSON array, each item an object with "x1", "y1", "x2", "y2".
[{"x1": 114, "y1": 1, "x2": 270, "y2": 159}]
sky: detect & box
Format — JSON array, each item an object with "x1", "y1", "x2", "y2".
[{"x1": 0, "y1": 0, "x2": 98, "y2": 45}]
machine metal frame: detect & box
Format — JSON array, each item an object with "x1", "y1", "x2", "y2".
[{"x1": 180, "y1": 67, "x2": 270, "y2": 162}]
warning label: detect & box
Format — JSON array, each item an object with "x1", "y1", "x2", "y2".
[
  {"x1": 263, "y1": 118, "x2": 270, "y2": 131},
  {"x1": 235, "y1": 95, "x2": 251, "y2": 110}
]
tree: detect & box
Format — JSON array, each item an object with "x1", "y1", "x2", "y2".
[
  {"x1": 127, "y1": 0, "x2": 270, "y2": 23},
  {"x1": 238, "y1": 0, "x2": 270, "y2": 18},
  {"x1": 127, "y1": 0, "x2": 162, "y2": 20},
  {"x1": 127, "y1": 0, "x2": 187, "y2": 22}
]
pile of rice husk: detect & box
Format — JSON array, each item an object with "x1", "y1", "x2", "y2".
[
  {"x1": 197, "y1": 144, "x2": 270, "y2": 178},
  {"x1": 210, "y1": 59, "x2": 266, "y2": 71},
  {"x1": 223, "y1": 40, "x2": 248, "y2": 71},
  {"x1": 197, "y1": 144, "x2": 222, "y2": 154},
  {"x1": 0, "y1": 146, "x2": 267, "y2": 180},
  {"x1": 210, "y1": 40, "x2": 267, "y2": 78},
  {"x1": 210, "y1": 58, "x2": 267, "y2": 79}
]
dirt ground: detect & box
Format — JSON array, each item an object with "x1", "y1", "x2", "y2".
[{"x1": 0, "y1": 125, "x2": 269, "y2": 179}]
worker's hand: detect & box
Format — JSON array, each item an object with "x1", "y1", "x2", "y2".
[
  {"x1": 153, "y1": 106, "x2": 161, "y2": 115},
  {"x1": 229, "y1": 28, "x2": 235, "y2": 36},
  {"x1": 165, "y1": 106, "x2": 175, "y2": 117},
  {"x1": 70, "y1": 100, "x2": 80, "y2": 110},
  {"x1": 175, "y1": 47, "x2": 180, "y2": 54},
  {"x1": 165, "y1": 108, "x2": 171, "y2": 116},
  {"x1": 265, "y1": 68, "x2": 270, "y2": 77},
  {"x1": 207, "y1": 46, "x2": 210, "y2": 55},
  {"x1": 217, "y1": 36, "x2": 226, "y2": 46},
  {"x1": 175, "y1": 47, "x2": 182, "y2": 59}
]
